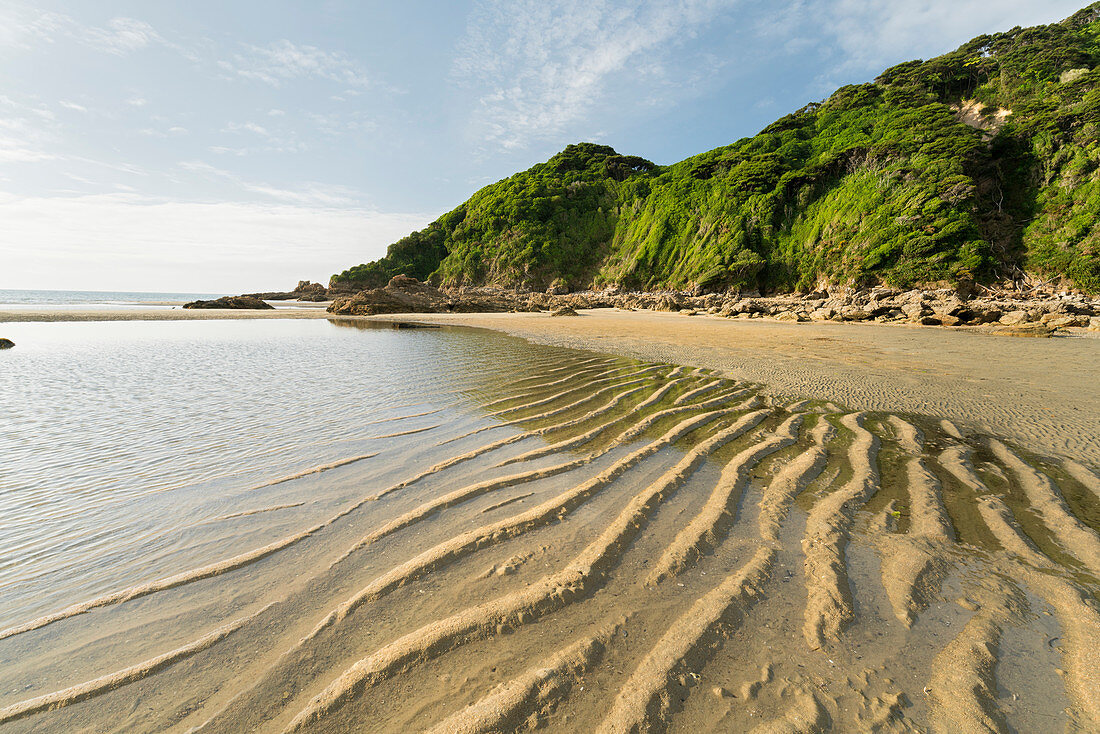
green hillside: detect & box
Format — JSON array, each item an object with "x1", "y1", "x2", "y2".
[{"x1": 333, "y1": 4, "x2": 1100, "y2": 294}]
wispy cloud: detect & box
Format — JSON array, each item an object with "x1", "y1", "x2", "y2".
[
  {"x1": 0, "y1": 4, "x2": 171, "y2": 58},
  {"x1": 0, "y1": 95, "x2": 61, "y2": 162},
  {"x1": 138, "y1": 125, "x2": 188, "y2": 137},
  {"x1": 224, "y1": 121, "x2": 272, "y2": 137},
  {"x1": 81, "y1": 17, "x2": 162, "y2": 56},
  {"x1": 222, "y1": 39, "x2": 370, "y2": 88},
  {"x1": 217, "y1": 120, "x2": 314, "y2": 154},
  {"x1": 454, "y1": 0, "x2": 739, "y2": 150},
  {"x1": 760, "y1": 0, "x2": 1085, "y2": 93},
  {"x1": 178, "y1": 159, "x2": 362, "y2": 207},
  {"x1": 0, "y1": 4, "x2": 69, "y2": 49}
]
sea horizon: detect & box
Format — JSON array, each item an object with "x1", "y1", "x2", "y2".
[{"x1": 0, "y1": 287, "x2": 228, "y2": 308}]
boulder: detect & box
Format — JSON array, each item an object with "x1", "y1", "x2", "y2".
[
  {"x1": 937, "y1": 314, "x2": 962, "y2": 327},
  {"x1": 184, "y1": 296, "x2": 275, "y2": 310},
  {"x1": 653, "y1": 294, "x2": 686, "y2": 312},
  {"x1": 901, "y1": 302, "x2": 929, "y2": 321},
  {"x1": 1043, "y1": 315, "x2": 1089, "y2": 329},
  {"x1": 840, "y1": 308, "x2": 873, "y2": 322},
  {"x1": 550, "y1": 307, "x2": 579, "y2": 317},
  {"x1": 993, "y1": 323, "x2": 1054, "y2": 338},
  {"x1": 998, "y1": 310, "x2": 1030, "y2": 326},
  {"x1": 968, "y1": 308, "x2": 1002, "y2": 324},
  {"x1": 0, "y1": 338, "x2": 13, "y2": 349}
]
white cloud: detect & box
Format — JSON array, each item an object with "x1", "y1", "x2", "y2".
[
  {"x1": 138, "y1": 126, "x2": 188, "y2": 138},
  {"x1": 0, "y1": 96, "x2": 62, "y2": 162},
  {"x1": 762, "y1": 0, "x2": 1086, "y2": 92},
  {"x1": 224, "y1": 121, "x2": 271, "y2": 137},
  {"x1": 177, "y1": 159, "x2": 363, "y2": 208},
  {"x1": 0, "y1": 4, "x2": 69, "y2": 49},
  {"x1": 0, "y1": 193, "x2": 432, "y2": 292},
  {"x1": 125, "y1": 97, "x2": 148, "y2": 107},
  {"x1": 82, "y1": 17, "x2": 162, "y2": 56},
  {"x1": 225, "y1": 39, "x2": 370, "y2": 88},
  {"x1": 59, "y1": 100, "x2": 88, "y2": 113},
  {"x1": 0, "y1": 141, "x2": 60, "y2": 163},
  {"x1": 454, "y1": 0, "x2": 739, "y2": 150},
  {"x1": 268, "y1": 108, "x2": 286, "y2": 116}
]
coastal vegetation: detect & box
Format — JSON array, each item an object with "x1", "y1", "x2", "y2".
[{"x1": 334, "y1": 4, "x2": 1100, "y2": 294}]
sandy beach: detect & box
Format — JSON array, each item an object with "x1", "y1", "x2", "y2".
[
  {"x1": 363, "y1": 309, "x2": 1100, "y2": 464},
  {"x1": 2, "y1": 311, "x2": 1099, "y2": 732},
  {"x1": 5, "y1": 304, "x2": 1096, "y2": 461}
]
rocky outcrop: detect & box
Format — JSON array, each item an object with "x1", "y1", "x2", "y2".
[
  {"x1": 0, "y1": 338, "x2": 13, "y2": 349},
  {"x1": 183, "y1": 296, "x2": 275, "y2": 310},
  {"x1": 324, "y1": 276, "x2": 1100, "y2": 334},
  {"x1": 328, "y1": 275, "x2": 544, "y2": 316},
  {"x1": 292, "y1": 281, "x2": 329, "y2": 301},
  {"x1": 243, "y1": 281, "x2": 330, "y2": 302}
]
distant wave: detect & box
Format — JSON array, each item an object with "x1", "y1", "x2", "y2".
[{"x1": 0, "y1": 288, "x2": 226, "y2": 307}]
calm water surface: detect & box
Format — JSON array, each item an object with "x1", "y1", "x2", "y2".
[{"x1": 0, "y1": 318, "x2": 559, "y2": 625}]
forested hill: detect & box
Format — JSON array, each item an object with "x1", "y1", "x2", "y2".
[{"x1": 333, "y1": 4, "x2": 1100, "y2": 295}]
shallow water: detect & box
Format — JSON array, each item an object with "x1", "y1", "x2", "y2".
[
  {"x1": 0, "y1": 319, "x2": 561, "y2": 624},
  {"x1": 0, "y1": 318, "x2": 1098, "y2": 733}
]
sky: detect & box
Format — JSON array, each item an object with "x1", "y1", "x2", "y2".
[{"x1": 0, "y1": 0, "x2": 1087, "y2": 293}]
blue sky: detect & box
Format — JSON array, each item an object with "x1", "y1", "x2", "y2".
[{"x1": 0, "y1": 0, "x2": 1086, "y2": 292}]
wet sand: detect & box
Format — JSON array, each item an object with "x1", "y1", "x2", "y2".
[
  {"x1": 365, "y1": 309, "x2": 1100, "y2": 464},
  {"x1": 1, "y1": 350, "x2": 1097, "y2": 732},
  {"x1": 2, "y1": 308, "x2": 1098, "y2": 733}
]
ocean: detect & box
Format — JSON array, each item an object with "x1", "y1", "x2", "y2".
[{"x1": 0, "y1": 288, "x2": 228, "y2": 309}]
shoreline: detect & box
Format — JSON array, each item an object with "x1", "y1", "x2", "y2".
[
  {"x1": 4, "y1": 305, "x2": 1096, "y2": 462},
  {"x1": 364, "y1": 309, "x2": 1100, "y2": 463}
]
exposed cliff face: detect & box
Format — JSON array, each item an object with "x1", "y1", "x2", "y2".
[{"x1": 332, "y1": 4, "x2": 1100, "y2": 295}]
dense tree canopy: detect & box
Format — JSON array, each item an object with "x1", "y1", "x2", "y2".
[{"x1": 333, "y1": 4, "x2": 1100, "y2": 293}]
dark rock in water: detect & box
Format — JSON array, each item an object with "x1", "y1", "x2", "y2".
[
  {"x1": 550, "y1": 307, "x2": 579, "y2": 317},
  {"x1": 0, "y1": 338, "x2": 14, "y2": 349},
  {"x1": 184, "y1": 296, "x2": 275, "y2": 310},
  {"x1": 390, "y1": 321, "x2": 440, "y2": 329}
]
